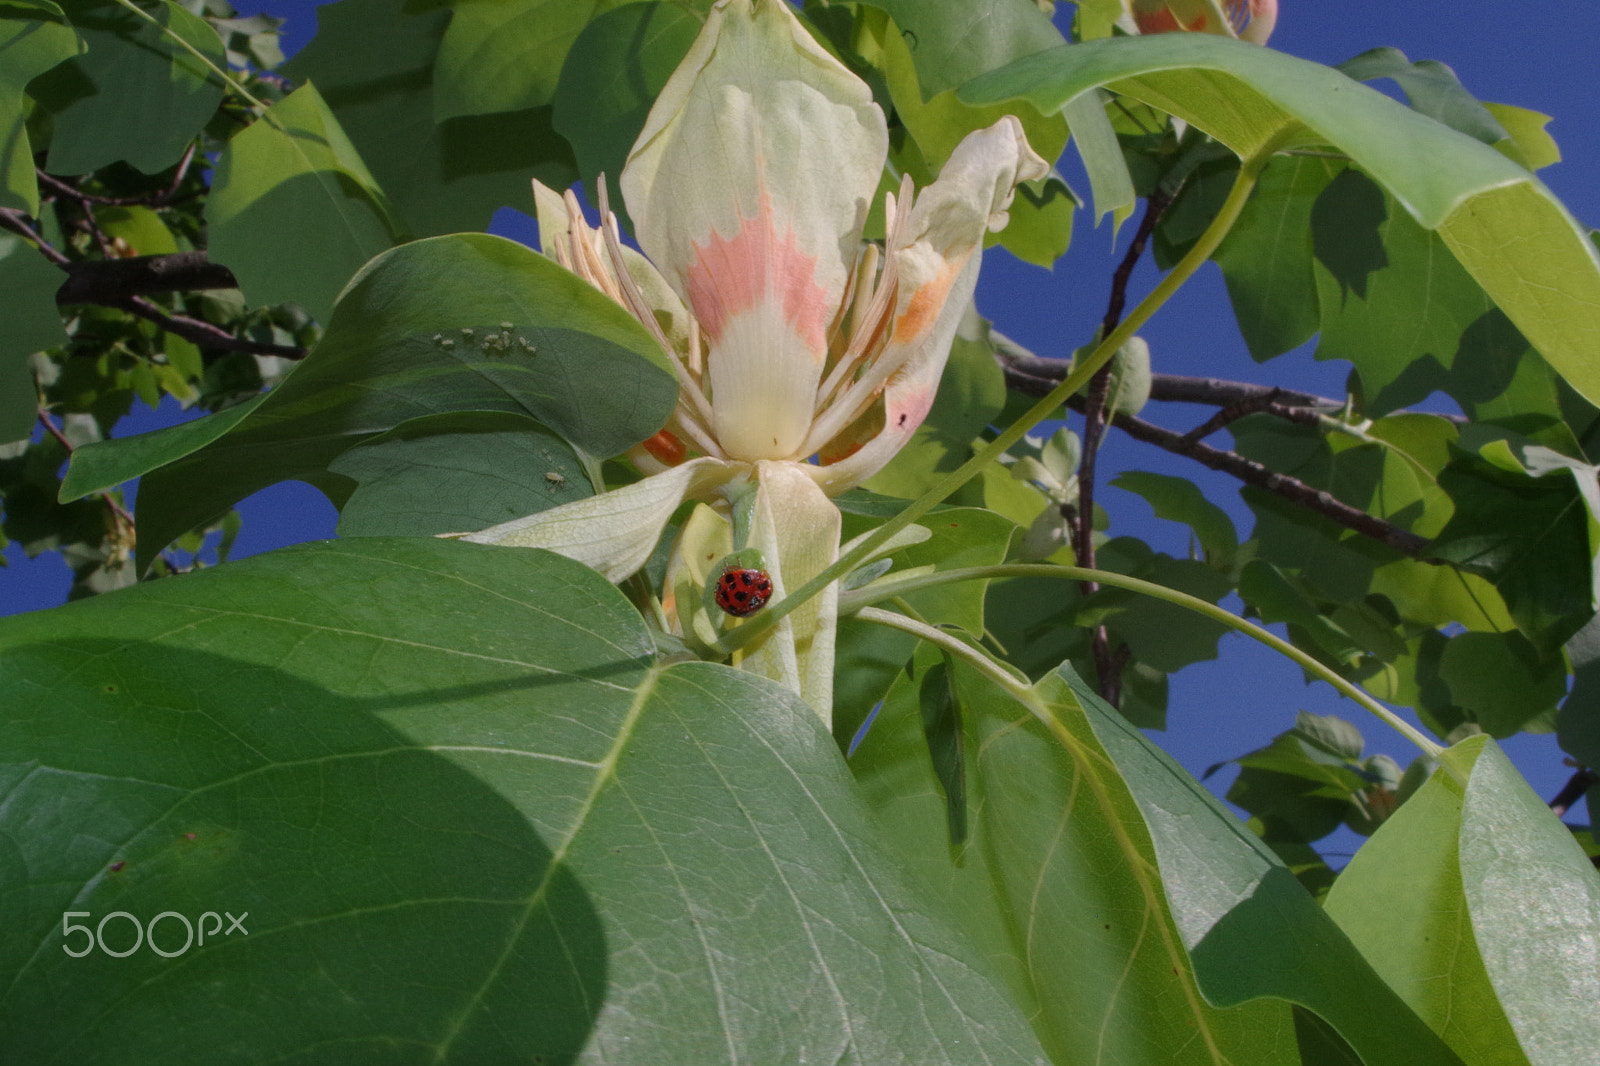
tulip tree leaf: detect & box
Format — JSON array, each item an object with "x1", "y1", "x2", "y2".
[
  {"x1": 1311, "y1": 168, "x2": 1533, "y2": 416},
  {"x1": 0, "y1": 537, "x2": 1050, "y2": 1064},
  {"x1": 433, "y1": 0, "x2": 628, "y2": 120},
  {"x1": 961, "y1": 33, "x2": 1600, "y2": 411},
  {"x1": 1337, "y1": 47, "x2": 1507, "y2": 147},
  {"x1": 34, "y1": 0, "x2": 224, "y2": 177},
  {"x1": 0, "y1": 233, "x2": 70, "y2": 442},
  {"x1": 1456, "y1": 741, "x2": 1600, "y2": 1066},
  {"x1": 1092, "y1": 538, "x2": 1232, "y2": 673},
  {"x1": 206, "y1": 82, "x2": 399, "y2": 322},
  {"x1": 0, "y1": 0, "x2": 82, "y2": 213},
  {"x1": 853, "y1": 0, "x2": 1065, "y2": 99},
  {"x1": 1111, "y1": 469, "x2": 1240, "y2": 567},
  {"x1": 1062, "y1": 87, "x2": 1134, "y2": 228},
  {"x1": 330, "y1": 411, "x2": 593, "y2": 538},
  {"x1": 851, "y1": 646, "x2": 1464, "y2": 1066},
  {"x1": 1557, "y1": 612, "x2": 1600, "y2": 769},
  {"x1": 852, "y1": 647, "x2": 1298, "y2": 1065},
  {"x1": 1435, "y1": 630, "x2": 1567, "y2": 737},
  {"x1": 1213, "y1": 152, "x2": 1334, "y2": 362},
  {"x1": 1062, "y1": 667, "x2": 1470, "y2": 1066},
  {"x1": 281, "y1": 0, "x2": 577, "y2": 238},
  {"x1": 1482, "y1": 101, "x2": 1560, "y2": 171},
  {"x1": 62, "y1": 234, "x2": 678, "y2": 570},
  {"x1": 1429, "y1": 450, "x2": 1594, "y2": 652},
  {"x1": 1328, "y1": 736, "x2": 1600, "y2": 1066}
]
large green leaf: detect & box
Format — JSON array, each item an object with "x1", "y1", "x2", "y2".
[
  {"x1": 1429, "y1": 446, "x2": 1595, "y2": 651},
  {"x1": 281, "y1": 0, "x2": 577, "y2": 238},
  {"x1": 852, "y1": 646, "x2": 1296, "y2": 1065},
  {"x1": 1455, "y1": 740, "x2": 1600, "y2": 1066},
  {"x1": 0, "y1": 231, "x2": 69, "y2": 442},
  {"x1": 206, "y1": 82, "x2": 399, "y2": 322},
  {"x1": 852, "y1": 645, "x2": 1465, "y2": 1064},
  {"x1": 0, "y1": 0, "x2": 81, "y2": 213},
  {"x1": 1311, "y1": 168, "x2": 1532, "y2": 416},
  {"x1": 961, "y1": 34, "x2": 1600, "y2": 409},
  {"x1": 62, "y1": 234, "x2": 679, "y2": 570},
  {"x1": 1435, "y1": 630, "x2": 1566, "y2": 736},
  {"x1": 34, "y1": 0, "x2": 223, "y2": 176},
  {"x1": 1327, "y1": 735, "x2": 1600, "y2": 1066},
  {"x1": 0, "y1": 537, "x2": 1049, "y2": 1063},
  {"x1": 1063, "y1": 670, "x2": 1470, "y2": 1066},
  {"x1": 330, "y1": 411, "x2": 593, "y2": 537}
]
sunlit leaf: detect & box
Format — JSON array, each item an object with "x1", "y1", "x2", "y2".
[
  {"x1": 962, "y1": 33, "x2": 1600, "y2": 409},
  {"x1": 206, "y1": 82, "x2": 398, "y2": 321}
]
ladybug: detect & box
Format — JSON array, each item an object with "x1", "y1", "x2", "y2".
[{"x1": 715, "y1": 567, "x2": 773, "y2": 617}]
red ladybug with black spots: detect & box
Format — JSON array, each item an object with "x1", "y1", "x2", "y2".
[{"x1": 715, "y1": 567, "x2": 773, "y2": 617}]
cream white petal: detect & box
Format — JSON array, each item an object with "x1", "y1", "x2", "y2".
[
  {"x1": 734, "y1": 460, "x2": 841, "y2": 721},
  {"x1": 806, "y1": 116, "x2": 1049, "y2": 492},
  {"x1": 620, "y1": 0, "x2": 888, "y2": 460},
  {"x1": 457, "y1": 457, "x2": 745, "y2": 582}
]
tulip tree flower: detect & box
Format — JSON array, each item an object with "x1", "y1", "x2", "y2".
[
  {"x1": 461, "y1": 0, "x2": 1047, "y2": 721},
  {"x1": 1131, "y1": 0, "x2": 1277, "y2": 43}
]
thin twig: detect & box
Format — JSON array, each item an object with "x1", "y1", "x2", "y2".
[
  {"x1": 1178, "y1": 388, "x2": 1288, "y2": 446},
  {"x1": 1077, "y1": 190, "x2": 1173, "y2": 703},
  {"x1": 37, "y1": 408, "x2": 136, "y2": 530},
  {"x1": 35, "y1": 144, "x2": 198, "y2": 207},
  {"x1": 1549, "y1": 767, "x2": 1598, "y2": 819},
  {"x1": 0, "y1": 207, "x2": 70, "y2": 265},
  {"x1": 113, "y1": 295, "x2": 306, "y2": 359},
  {"x1": 1097, "y1": 403, "x2": 1433, "y2": 557}
]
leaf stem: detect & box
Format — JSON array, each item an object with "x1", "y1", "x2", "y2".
[
  {"x1": 712, "y1": 133, "x2": 1291, "y2": 659},
  {"x1": 854, "y1": 606, "x2": 1039, "y2": 707},
  {"x1": 842, "y1": 562, "x2": 1447, "y2": 761}
]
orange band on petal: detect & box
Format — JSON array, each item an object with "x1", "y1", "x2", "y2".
[
  {"x1": 686, "y1": 193, "x2": 832, "y2": 352},
  {"x1": 893, "y1": 259, "x2": 963, "y2": 343}
]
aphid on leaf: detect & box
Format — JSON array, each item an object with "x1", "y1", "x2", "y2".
[
  {"x1": 544, "y1": 471, "x2": 565, "y2": 487},
  {"x1": 715, "y1": 567, "x2": 772, "y2": 617}
]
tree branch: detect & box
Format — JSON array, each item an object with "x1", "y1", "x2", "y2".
[
  {"x1": 35, "y1": 146, "x2": 197, "y2": 208},
  {"x1": 998, "y1": 348, "x2": 1433, "y2": 557},
  {"x1": 111, "y1": 294, "x2": 306, "y2": 359},
  {"x1": 1109, "y1": 405, "x2": 1432, "y2": 556},
  {"x1": 1549, "y1": 767, "x2": 1598, "y2": 819},
  {"x1": 54, "y1": 251, "x2": 242, "y2": 304}
]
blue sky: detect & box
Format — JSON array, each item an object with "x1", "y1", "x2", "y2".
[{"x1": 5, "y1": 0, "x2": 1594, "y2": 843}]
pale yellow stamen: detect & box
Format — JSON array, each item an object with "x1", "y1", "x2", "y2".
[{"x1": 593, "y1": 179, "x2": 721, "y2": 453}]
